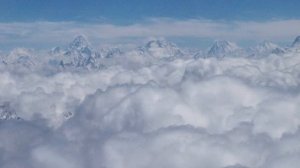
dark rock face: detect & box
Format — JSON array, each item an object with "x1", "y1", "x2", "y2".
[{"x1": 292, "y1": 36, "x2": 300, "y2": 47}]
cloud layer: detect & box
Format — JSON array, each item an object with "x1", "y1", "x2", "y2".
[
  {"x1": 1, "y1": 19, "x2": 300, "y2": 49},
  {"x1": 1, "y1": 42, "x2": 300, "y2": 168}
]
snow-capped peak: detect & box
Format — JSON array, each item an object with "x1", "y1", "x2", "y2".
[
  {"x1": 145, "y1": 39, "x2": 175, "y2": 49},
  {"x1": 139, "y1": 39, "x2": 184, "y2": 59},
  {"x1": 256, "y1": 41, "x2": 279, "y2": 52},
  {"x1": 0, "y1": 102, "x2": 21, "y2": 120},
  {"x1": 69, "y1": 35, "x2": 90, "y2": 50},
  {"x1": 3, "y1": 48, "x2": 36, "y2": 67},
  {"x1": 55, "y1": 35, "x2": 101, "y2": 69},
  {"x1": 100, "y1": 47, "x2": 123, "y2": 58},
  {"x1": 248, "y1": 41, "x2": 284, "y2": 57},
  {"x1": 207, "y1": 40, "x2": 240, "y2": 57},
  {"x1": 292, "y1": 35, "x2": 300, "y2": 48}
]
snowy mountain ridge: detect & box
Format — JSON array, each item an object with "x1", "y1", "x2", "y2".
[
  {"x1": 137, "y1": 39, "x2": 184, "y2": 59},
  {"x1": 55, "y1": 35, "x2": 101, "y2": 69},
  {"x1": 292, "y1": 35, "x2": 300, "y2": 48},
  {"x1": 206, "y1": 40, "x2": 244, "y2": 58},
  {"x1": 1, "y1": 35, "x2": 300, "y2": 71},
  {"x1": 248, "y1": 41, "x2": 285, "y2": 57},
  {"x1": 0, "y1": 102, "x2": 21, "y2": 121}
]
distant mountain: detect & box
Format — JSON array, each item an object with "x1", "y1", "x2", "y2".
[
  {"x1": 0, "y1": 102, "x2": 21, "y2": 121},
  {"x1": 2, "y1": 48, "x2": 36, "y2": 69},
  {"x1": 254, "y1": 41, "x2": 279, "y2": 53},
  {"x1": 193, "y1": 50, "x2": 205, "y2": 59},
  {"x1": 69, "y1": 35, "x2": 90, "y2": 50},
  {"x1": 50, "y1": 46, "x2": 62, "y2": 55},
  {"x1": 207, "y1": 40, "x2": 241, "y2": 58},
  {"x1": 100, "y1": 47, "x2": 123, "y2": 59},
  {"x1": 2, "y1": 35, "x2": 300, "y2": 72},
  {"x1": 51, "y1": 35, "x2": 102, "y2": 69},
  {"x1": 137, "y1": 39, "x2": 184, "y2": 59},
  {"x1": 292, "y1": 35, "x2": 300, "y2": 48},
  {"x1": 248, "y1": 41, "x2": 285, "y2": 57}
]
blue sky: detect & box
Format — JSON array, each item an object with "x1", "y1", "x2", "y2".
[
  {"x1": 0, "y1": 0, "x2": 300, "y2": 50},
  {"x1": 1, "y1": 0, "x2": 300, "y2": 23}
]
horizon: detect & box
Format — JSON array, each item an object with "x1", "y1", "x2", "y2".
[
  {"x1": 0, "y1": 0, "x2": 300, "y2": 50},
  {"x1": 0, "y1": 33, "x2": 299, "y2": 54}
]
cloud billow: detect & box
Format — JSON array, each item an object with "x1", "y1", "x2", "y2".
[{"x1": 1, "y1": 34, "x2": 300, "y2": 168}]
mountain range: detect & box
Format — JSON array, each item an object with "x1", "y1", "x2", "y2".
[{"x1": 1, "y1": 35, "x2": 300, "y2": 72}]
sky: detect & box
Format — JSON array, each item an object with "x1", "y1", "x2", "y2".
[
  {"x1": 1, "y1": 0, "x2": 300, "y2": 23},
  {"x1": 0, "y1": 0, "x2": 300, "y2": 50}
]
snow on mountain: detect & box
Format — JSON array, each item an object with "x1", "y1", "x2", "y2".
[
  {"x1": 50, "y1": 46, "x2": 62, "y2": 55},
  {"x1": 271, "y1": 47, "x2": 286, "y2": 54},
  {"x1": 0, "y1": 52, "x2": 6, "y2": 66},
  {"x1": 2, "y1": 48, "x2": 36, "y2": 69},
  {"x1": 138, "y1": 39, "x2": 184, "y2": 59},
  {"x1": 52, "y1": 35, "x2": 102, "y2": 69},
  {"x1": 2, "y1": 35, "x2": 300, "y2": 72},
  {"x1": 69, "y1": 35, "x2": 90, "y2": 50},
  {"x1": 248, "y1": 41, "x2": 285, "y2": 57},
  {"x1": 0, "y1": 102, "x2": 21, "y2": 121},
  {"x1": 193, "y1": 50, "x2": 205, "y2": 59},
  {"x1": 100, "y1": 47, "x2": 123, "y2": 58},
  {"x1": 292, "y1": 35, "x2": 300, "y2": 48},
  {"x1": 207, "y1": 40, "x2": 241, "y2": 58},
  {"x1": 254, "y1": 41, "x2": 280, "y2": 53}
]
